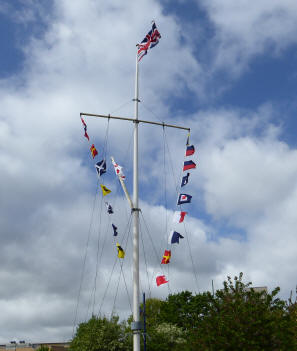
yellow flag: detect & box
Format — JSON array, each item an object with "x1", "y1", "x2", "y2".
[
  {"x1": 116, "y1": 242, "x2": 125, "y2": 259},
  {"x1": 100, "y1": 184, "x2": 111, "y2": 196}
]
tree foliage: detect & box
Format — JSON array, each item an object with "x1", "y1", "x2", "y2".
[
  {"x1": 70, "y1": 315, "x2": 131, "y2": 351},
  {"x1": 183, "y1": 273, "x2": 297, "y2": 350},
  {"x1": 71, "y1": 274, "x2": 297, "y2": 351}
]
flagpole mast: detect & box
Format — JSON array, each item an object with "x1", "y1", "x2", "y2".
[
  {"x1": 131, "y1": 51, "x2": 141, "y2": 351},
  {"x1": 80, "y1": 25, "x2": 190, "y2": 351}
]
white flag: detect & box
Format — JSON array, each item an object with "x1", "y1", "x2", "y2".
[{"x1": 112, "y1": 159, "x2": 125, "y2": 180}]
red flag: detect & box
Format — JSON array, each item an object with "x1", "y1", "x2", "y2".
[
  {"x1": 90, "y1": 144, "x2": 98, "y2": 158},
  {"x1": 161, "y1": 250, "x2": 171, "y2": 264},
  {"x1": 81, "y1": 117, "x2": 89, "y2": 141},
  {"x1": 156, "y1": 274, "x2": 168, "y2": 286}
]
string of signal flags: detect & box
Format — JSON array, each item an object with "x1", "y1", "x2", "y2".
[
  {"x1": 80, "y1": 117, "x2": 125, "y2": 260},
  {"x1": 156, "y1": 135, "x2": 196, "y2": 287},
  {"x1": 79, "y1": 20, "x2": 195, "y2": 287},
  {"x1": 80, "y1": 117, "x2": 196, "y2": 286}
]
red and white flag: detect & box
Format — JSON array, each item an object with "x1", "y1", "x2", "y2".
[
  {"x1": 173, "y1": 211, "x2": 187, "y2": 223},
  {"x1": 112, "y1": 159, "x2": 125, "y2": 180}
]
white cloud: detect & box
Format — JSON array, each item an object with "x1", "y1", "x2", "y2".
[{"x1": 200, "y1": 0, "x2": 297, "y2": 76}]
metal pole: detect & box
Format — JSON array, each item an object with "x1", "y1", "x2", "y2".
[
  {"x1": 80, "y1": 112, "x2": 190, "y2": 132},
  {"x1": 143, "y1": 292, "x2": 147, "y2": 351},
  {"x1": 132, "y1": 52, "x2": 140, "y2": 351}
]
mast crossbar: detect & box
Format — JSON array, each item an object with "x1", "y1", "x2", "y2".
[{"x1": 80, "y1": 112, "x2": 190, "y2": 132}]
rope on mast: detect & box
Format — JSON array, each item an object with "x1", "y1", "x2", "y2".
[
  {"x1": 140, "y1": 225, "x2": 152, "y2": 299},
  {"x1": 91, "y1": 118, "x2": 111, "y2": 314},
  {"x1": 139, "y1": 212, "x2": 172, "y2": 296},
  {"x1": 72, "y1": 181, "x2": 99, "y2": 334},
  {"x1": 111, "y1": 214, "x2": 133, "y2": 315}
]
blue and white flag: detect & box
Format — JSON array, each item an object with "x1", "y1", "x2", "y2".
[
  {"x1": 177, "y1": 193, "x2": 192, "y2": 205},
  {"x1": 181, "y1": 173, "x2": 190, "y2": 187},
  {"x1": 105, "y1": 202, "x2": 113, "y2": 214},
  {"x1": 168, "y1": 230, "x2": 184, "y2": 244},
  {"x1": 95, "y1": 159, "x2": 106, "y2": 177}
]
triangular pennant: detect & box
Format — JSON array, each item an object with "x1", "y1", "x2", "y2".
[
  {"x1": 80, "y1": 117, "x2": 89, "y2": 141},
  {"x1": 112, "y1": 224, "x2": 118, "y2": 236},
  {"x1": 116, "y1": 242, "x2": 125, "y2": 258},
  {"x1": 100, "y1": 184, "x2": 111, "y2": 196}
]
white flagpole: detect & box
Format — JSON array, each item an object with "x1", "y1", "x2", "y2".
[{"x1": 132, "y1": 50, "x2": 141, "y2": 351}]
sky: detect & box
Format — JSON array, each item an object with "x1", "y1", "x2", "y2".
[{"x1": 1, "y1": 0, "x2": 297, "y2": 344}]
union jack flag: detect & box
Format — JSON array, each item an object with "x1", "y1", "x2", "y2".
[{"x1": 137, "y1": 21, "x2": 161, "y2": 61}]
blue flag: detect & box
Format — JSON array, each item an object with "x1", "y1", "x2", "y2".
[
  {"x1": 168, "y1": 231, "x2": 184, "y2": 244},
  {"x1": 112, "y1": 224, "x2": 118, "y2": 236},
  {"x1": 177, "y1": 193, "x2": 192, "y2": 205},
  {"x1": 95, "y1": 159, "x2": 106, "y2": 177},
  {"x1": 181, "y1": 173, "x2": 190, "y2": 187}
]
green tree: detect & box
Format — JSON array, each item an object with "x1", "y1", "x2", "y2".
[
  {"x1": 146, "y1": 322, "x2": 186, "y2": 351},
  {"x1": 70, "y1": 315, "x2": 131, "y2": 351},
  {"x1": 70, "y1": 274, "x2": 297, "y2": 351},
  {"x1": 159, "y1": 290, "x2": 211, "y2": 331},
  {"x1": 190, "y1": 273, "x2": 297, "y2": 350}
]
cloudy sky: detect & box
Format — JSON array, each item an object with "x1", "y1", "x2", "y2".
[{"x1": 1, "y1": 0, "x2": 297, "y2": 344}]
